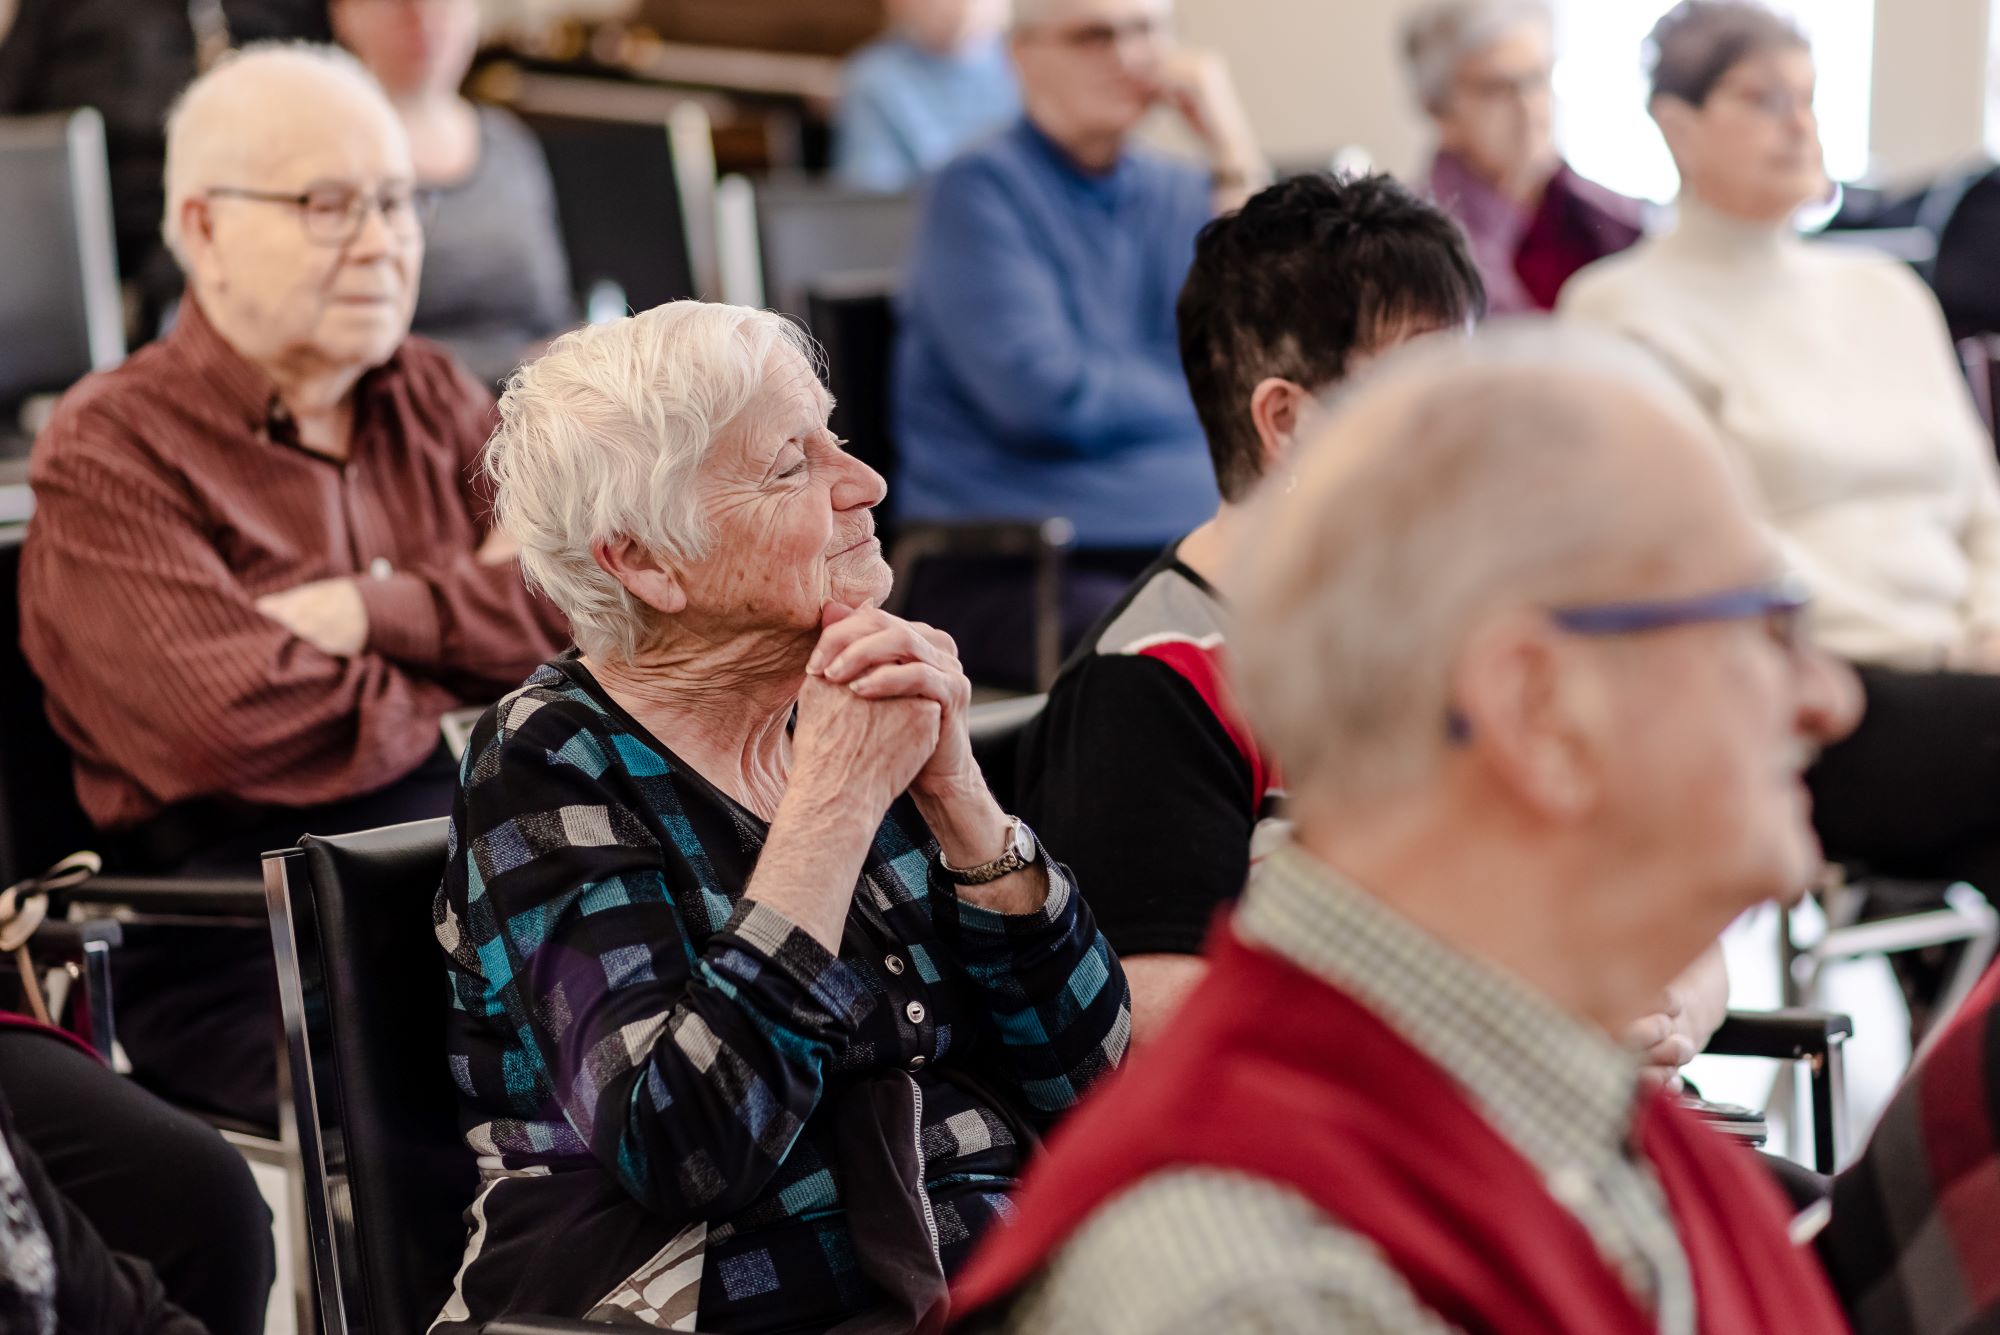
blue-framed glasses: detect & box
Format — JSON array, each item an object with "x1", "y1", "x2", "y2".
[
  {"x1": 1548, "y1": 573, "x2": 1813, "y2": 650},
  {"x1": 1445, "y1": 574, "x2": 1814, "y2": 741}
]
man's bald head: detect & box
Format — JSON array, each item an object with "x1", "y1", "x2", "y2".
[
  {"x1": 162, "y1": 42, "x2": 405, "y2": 267},
  {"x1": 1230, "y1": 323, "x2": 1757, "y2": 810}
]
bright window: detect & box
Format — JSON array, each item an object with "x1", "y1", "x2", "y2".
[{"x1": 1550, "y1": 0, "x2": 1876, "y2": 203}]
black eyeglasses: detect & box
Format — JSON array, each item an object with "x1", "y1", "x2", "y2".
[
  {"x1": 1445, "y1": 574, "x2": 1815, "y2": 742},
  {"x1": 205, "y1": 181, "x2": 437, "y2": 246}
]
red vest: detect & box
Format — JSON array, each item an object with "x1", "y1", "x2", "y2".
[{"x1": 950, "y1": 926, "x2": 1849, "y2": 1334}]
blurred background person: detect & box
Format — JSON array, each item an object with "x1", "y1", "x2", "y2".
[
  {"x1": 0, "y1": 0, "x2": 326, "y2": 341},
  {"x1": 893, "y1": 0, "x2": 1267, "y2": 687},
  {"x1": 833, "y1": 0, "x2": 1019, "y2": 192},
  {"x1": 1405, "y1": 0, "x2": 1643, "y2": 314},
  {"x1": 330, "y1": 0, "x2": 575, "y2": 386},
  {"x1": 1561, "y1": 0, "x2": 2000, "y2": 1037},
  {"x1": 21, "y1": 44, "x2": 567, "y2": 1126}
]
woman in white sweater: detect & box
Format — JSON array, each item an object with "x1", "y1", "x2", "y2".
[{"x1": 1562, "y1": 1, "x2": 2000, "y2": 984}]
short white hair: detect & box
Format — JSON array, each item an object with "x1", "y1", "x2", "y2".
[
  {"x1": 1401, "y1": 0, "x2": 1552, "y2": 112},
  {"x1": 487, "y1": 301, "x2": 822, "y2": 662},
  {"x1": 1230, "y1": 323, "x2": 1717, "y2": 809},
  {"x1": 161, "y1": 42, "x2": 392, "y2": 268}
]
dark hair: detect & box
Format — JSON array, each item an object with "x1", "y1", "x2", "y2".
[
  {"x1": 1645, "y1": 1, "x2": 1809, "y2": 107},
  {"x1": 1175, "y1": 172, "x2": 1486, "y2": 503}
]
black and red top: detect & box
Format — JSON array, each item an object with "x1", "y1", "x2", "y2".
[{"x1": 1017, "y1": 545, "x2": 1284, "y2": 957}]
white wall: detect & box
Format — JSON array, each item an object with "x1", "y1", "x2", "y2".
[
  {"x1": 1870, "y1": 0, "x2": 1991, "y2": 181},
  {"x1": 1178, "y1": 0, "x2": 1430, "y2": 177},
  {"x1": 1176, "y1": 0, "x2": 1993, "y2": 186}
]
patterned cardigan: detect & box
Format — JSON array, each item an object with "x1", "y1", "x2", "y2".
[{"x1": 430, "y1": 654, "x2": 1130, "y2": 1332}]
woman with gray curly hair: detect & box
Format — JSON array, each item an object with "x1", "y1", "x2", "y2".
[
  {"x1": 1404, "y1": 0, "x2": 1644, "y2": 312},
  {"x1": 430, "y1": 300, "x2": 1130, "y2": 1333}
]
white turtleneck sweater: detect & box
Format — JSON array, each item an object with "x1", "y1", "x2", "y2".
[{"x1": 1560, "y1": 198, "x2": 2000, "y2": 669}]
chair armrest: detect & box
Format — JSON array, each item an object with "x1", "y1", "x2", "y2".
[
  {"x1": 482, "y1": 1320, "x2": 627, "y2": 1334},
  {"x1": 60, "y1": 875, "x2": 265, "y2": 917},
  {"x1": 887, "y1": 518, "x2": 1078, "y2": 564},
  {"x1": 1707, "y1": 1008, "x2": 1853, "y2": 1062},
  {"x1": 27, "y1": 918, "x2": 121, "y2": 953}
]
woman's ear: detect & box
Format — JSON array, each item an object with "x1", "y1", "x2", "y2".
[
  {"x1": 1248, "y1": 376, "x2": 1310, "y2": 474},
  {"x1": 592, "y1": 537, "x2": 688, "y2": 618}
]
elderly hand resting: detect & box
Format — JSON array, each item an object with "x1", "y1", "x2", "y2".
[
  {"x1": 1622, "y1": 942, "x2": 1730, "y2": 1094},
  {"x1": 255, "y1": 577, "x2": 368, "y2": 656},
  {"x1": 809, "y1": 603, "x2": 1049, "y2": 915}
]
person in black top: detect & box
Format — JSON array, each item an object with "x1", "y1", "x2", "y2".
[
  {"x1": 1017, "y1": 173, "x2": 1491, "y2": 1042},
  {"x1": 0, "y1": 1075, "x2": 206, "y2": 1335}
]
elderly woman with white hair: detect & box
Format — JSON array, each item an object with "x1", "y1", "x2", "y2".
[
  {"x1": 1405, "y1": 0, "x2": 1644, "y2": 312},
  {"x1": 432, "y1": 300, "x2": 1130, "y2": 1333}
]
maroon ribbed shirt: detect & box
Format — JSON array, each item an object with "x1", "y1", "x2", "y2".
[{"x1": 20, "y1": 297, "x2": 569, "y2": 830}]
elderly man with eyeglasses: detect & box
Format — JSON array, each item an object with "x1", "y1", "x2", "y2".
[
  {"x1": 19, "y1": 42, "x2": 568, "y2": 1126},
  {"x1": 892, "y1": 0, "x2": 1268, "y2": 688}
]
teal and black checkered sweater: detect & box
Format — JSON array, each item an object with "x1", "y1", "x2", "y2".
[{"x1": 431, "y1": 652, "x2": 1131, "y2": 1332}]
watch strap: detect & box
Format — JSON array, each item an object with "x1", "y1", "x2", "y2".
[{"x1": 938, "y1": 816, "x2": 1037, "y2": 886}]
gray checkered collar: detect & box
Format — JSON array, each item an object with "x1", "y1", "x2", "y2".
[{"x1": 1233, "y1": 842, "x2": 1646, "y2": 1179}]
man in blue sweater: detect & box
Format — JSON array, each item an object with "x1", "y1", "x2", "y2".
[{"x1": 893, "y1": 0, "x2": 1266, "y2": 685}]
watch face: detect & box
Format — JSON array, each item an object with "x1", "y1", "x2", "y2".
[{"x1": 1010, "y1": 820, "x2": 1037, "y2": 863}]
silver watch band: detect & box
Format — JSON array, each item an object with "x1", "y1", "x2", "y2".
[{"x1": 938, "y1": 816, "x2": 1037, "y2": 886}]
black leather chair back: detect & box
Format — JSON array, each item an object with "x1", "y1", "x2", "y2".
[
  {"x1": 966, "y1": 694, "x2": 1046, "y2": 813},
  {"x1": 1934, "y1": 166, "x2": 2000, "y2": 337},
  {"x1": 808, "y1": 276, "x2": 900, "y2": 524},
  {"x1": 0, "y1": 109, "x2": 125, "y2": 413},
  {"x1": 0, "y1": 527, "x2": 99, "y2": 885},
  {"x1": 266, "y1": 818, "x2": 473, "y2": 1335},
  {"x1": 521, "y1": 111, "x2": 697, "y2": 316},
  {"x1": 755, "y1": 181, "x2": 915, "y2": 320}
]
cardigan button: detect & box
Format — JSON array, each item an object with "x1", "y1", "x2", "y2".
[
  {"x1": 884, "y1": 954, "x2": 906, "y2": 976},
  {"x1": 908, "y1": 1055, "x2": 927, "y2": 1071},
  {"x1": 905, "y1": 1000, "x2": 926, "y2": 1025}
]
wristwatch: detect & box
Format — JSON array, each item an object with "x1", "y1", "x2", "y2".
[{"x1": 938, "y1": 816, "x2": 1040, "y2": 886}]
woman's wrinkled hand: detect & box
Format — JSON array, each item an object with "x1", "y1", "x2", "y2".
[
  {"x1": 807, "y1": 603, "x2": 980, "y2": 803},
  {"x1": 791, "y1": 606, "x2": 942, "y2": 813}
]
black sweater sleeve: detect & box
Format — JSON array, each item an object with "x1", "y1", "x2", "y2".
[{"x1": 1017, "y1": 654, "x2": 1256, "y2": 957}]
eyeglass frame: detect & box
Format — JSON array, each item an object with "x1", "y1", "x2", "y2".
[
  {"x1": 203, "y1": 180, "x2": 437, "y2": 247},
  {"x1": 1018, "y1": 14, "x2": 1172, "y2": 54},
  {"x1": 1708, "y1": 77, "x2": 1817, "y2": 123},
  {"x1": 1445, "y1": 573, "x2": 1815, "y2": 742}
]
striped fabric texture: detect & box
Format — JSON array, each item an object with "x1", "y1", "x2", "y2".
[
  {"x1": 20, "y1": 296, "x2": 566, "y2": 829},
  {"x1": 432, "y1": 653, "x2": 1129, "y2": 1331},
  {"x1": 1823, "y1": 960, "x2": 2000, "y2": 1333}
]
